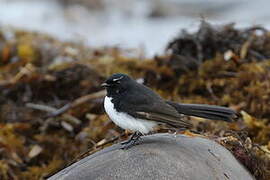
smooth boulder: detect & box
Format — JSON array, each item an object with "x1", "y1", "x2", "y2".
[{"x1": 48, "y1": 133, "x2": 254, "y2": 180}]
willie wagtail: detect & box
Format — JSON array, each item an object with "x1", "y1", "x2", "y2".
[{"x1": 102, "y1": 73, "x2": 237, "y2": 149}]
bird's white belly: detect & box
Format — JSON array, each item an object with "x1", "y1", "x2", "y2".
[{"x1": 104, "y1": 96, "x2": 157, "y2": 134}]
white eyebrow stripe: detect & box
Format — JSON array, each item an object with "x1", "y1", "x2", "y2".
[{"x1": 112, "y1": 76, "x2": 123, "y2": 81}]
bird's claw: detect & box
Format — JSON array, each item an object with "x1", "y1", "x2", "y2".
[
  {"x1": 120, "y1": 132, "x2": 142, "y2": 149},
  {"x1": 120, "y1": 138, "x2": 141, "y2": 149}
]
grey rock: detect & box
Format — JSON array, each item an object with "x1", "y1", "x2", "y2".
[{"x1": 48, "y1": 133, "x2": 254, "y2": 180}]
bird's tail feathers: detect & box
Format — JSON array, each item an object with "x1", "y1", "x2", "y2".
[{"x1": 167, "y1": 101, "x2": 238, "y2": 122}]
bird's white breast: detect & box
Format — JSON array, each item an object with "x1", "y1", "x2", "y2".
[{"x1": 104, "y1": 96, "x2": 157, "y2": 134}]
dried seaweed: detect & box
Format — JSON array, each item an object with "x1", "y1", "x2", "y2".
[{"x1": 167, "y1": 21, "x2": 270, "y2": 75}]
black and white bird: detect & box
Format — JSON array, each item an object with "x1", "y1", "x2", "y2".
[{"x1": 102, "y1": 73, "x2": 237, "y2": 149}]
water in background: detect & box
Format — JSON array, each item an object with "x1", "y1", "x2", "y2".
[{"x1": 0, "y1": 0, "x2": 269, "y2": 57}]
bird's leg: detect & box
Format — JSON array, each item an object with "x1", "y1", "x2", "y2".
[
  {"x1": 120, "y1": 132, "x2": 142, "y2": 149},
  {"x1": 121, "y1": 132, "x2": 138, "y2": 145}
]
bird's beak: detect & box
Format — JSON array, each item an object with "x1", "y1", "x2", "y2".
[{"x1": 101, "y1": 82, "x2": 109, "y2": 88}]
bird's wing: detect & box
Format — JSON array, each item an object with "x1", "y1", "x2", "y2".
[
  {"x1": 118, "y1": 90, "x2": 192, "y2": 128},
  {"x1": 132, "y1": 110, "x2": 192, "y2": 128}
]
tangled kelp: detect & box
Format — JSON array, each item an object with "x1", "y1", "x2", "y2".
[
  {"x1": 0, "y1": 22, "x2": 270, "y2": 179},
  {"x1": 167, "y1": 21, "x2": 270, "y2": 75}
]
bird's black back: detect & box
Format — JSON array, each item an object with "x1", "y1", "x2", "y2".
[{"x1": 111, "y1": 79, "x2": 192, "y2": 128}]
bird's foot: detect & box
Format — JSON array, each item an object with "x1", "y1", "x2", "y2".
[
  {"x1": 121, "y1": 132, "x2": 142, "y2": 149},
  {"x1": 120, "y1": 138, "x2": 140, "y2": 149}
]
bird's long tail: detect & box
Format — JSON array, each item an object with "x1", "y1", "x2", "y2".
[{"x1": 166, "y1": 101, "x2": 238, "y2": 122}]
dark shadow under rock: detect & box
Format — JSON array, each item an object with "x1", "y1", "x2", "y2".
[{"x1": 48, "y1": 133, "x2": 254, "y2": 180}]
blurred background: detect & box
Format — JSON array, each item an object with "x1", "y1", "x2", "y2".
[{"x1": 1, "y1": 0, "x2": 270, "y2": 57}]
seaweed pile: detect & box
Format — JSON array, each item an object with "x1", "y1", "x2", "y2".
[{"x1": 0, "y1": 22, "x2": 269, "y2": 179}]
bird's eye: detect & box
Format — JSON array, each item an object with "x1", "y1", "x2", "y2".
[{"x1": 109, "y1": 80, "x2": 120, "y2": 84}]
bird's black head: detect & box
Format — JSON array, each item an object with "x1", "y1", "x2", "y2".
[{"x1": 101, "y1": 73, "x2": 133, "y2": 97}]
